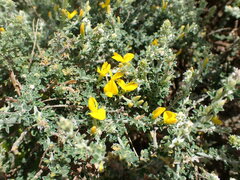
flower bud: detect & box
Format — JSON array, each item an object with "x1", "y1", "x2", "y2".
[
  {"x1": 137, "y1": 100, "x2": 144, "y2": 106},
  {"x1": 132, "y1": 96, "x2": 141, "y2": 101},
  {"x1": 143, "y1": 101, "x2": 148, "y2": 108},
  {"x1": 90, "y1": 126, "x2": 97, "y2": 135},
  {"x1": 80, "y1": 23, "x2": 85, "y2": 36},
  {"x1": 216, "y1": 99, "x2": 227, "y2": 107},
  {"x1": 215, "y1": 87, "x2": 224, "y2": 100},
  {"x1": 127, "y1": 102, "x2": 134, "y2": 108}
]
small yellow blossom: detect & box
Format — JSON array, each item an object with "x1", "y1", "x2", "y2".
[
  {"x1": 48, "y1": 11, "x2": 52, "y2": 19},
  {"x1": 117, "y1": 79, "x2": 138, "y2": 92},
  {"x1": 163, "y1": 111, "x2": 178, "y2": 124},
  {"x1": 98, "y1": 161, "x2": 104, "y2": 172},
  {"x1": 88, "y1": 97, "x2": 106, "y2": 120},
  {"x1": 152, "y1": 107, "x2": 166, "y2": 119},
  {"x1": 100, "y1": 0, "x2": 110, "y2": 8},
  {"x1": 152, "y1": 39, "x2": 159, "y2": 46},
  {"x1": 80, "y1": 23, "x2": 85, "y2": 36},
  {"x1": 211, "y1": 116, "x2": 223, "y2": 125},
  {"x1": 0, "y1": 27, "x2": 5, "y2": 32},
  {"x1": 97, "y1": 62, "x2": 111, "y2": 77},
  {"x1": 112, "y1": 52, "x2": 134, "y2": 63},
  {"x1": 90, "y1": 126, "x2": 97, "y2": 134},
  {"x1": 104, "y1": 79, "x2": 118, "y2": 97},
  {"x1": 61, "y1": 9, "x2": 78, "y2": 19}
]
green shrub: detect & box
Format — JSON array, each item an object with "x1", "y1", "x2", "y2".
[{"x1": 0, "y1": 0, "x2": 239, "y2": 179}]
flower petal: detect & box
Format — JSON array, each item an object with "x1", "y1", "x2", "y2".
[
  {"x1": 211, "y1": 116, "x2": 223, "y2": 125},
  {"x1": 97, "y1": 62, "x2": 111, "y2": 77},
  {"x1": 117, "y1": 79, "x2": 138, "y2": 92},
  {"x1": 104, "y1": 80, "x2": 118, "y2": 97},
  {"x1": 89, "y1": 108, "x2": 106, "y2": 120},
  {"x1": 117, "y1": 79, "x2": 126, "y2": 90},
  {"x1": 125, "y1": 82, "x2": 138, "y2": 91},
  {"x1": 88, "y1": 97, "x2": 98, "y2": 112},
  {"x1": 152, "y1": 107, "x2": 166, "y2": 119},
  {"x1": 163, "y1": 111, "x2": 177, "y2": 124},
  {"x1": 123, "y1": 53, "x2": 134, "y2": 63},
  {"x1": 111, "y1": 72, "x2": 124, "y2": 81},
  {"x1": 68, "y1": 10, "x2": 78, "y2": 19},
  {"x1": 112, "y1": 52, "x2": 124, "y2": 62}
]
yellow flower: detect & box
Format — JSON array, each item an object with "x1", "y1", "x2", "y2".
[
  {"x1": 152, "y1": 39, "x2": 159, "y2": 46},
  {"x1": 163, "y1": 111, "x2": 178, "y2": 124},
  {"x1": 90, "y1": 126, "x2": 97, "y2": 134},
  {"x1": 0, "y1": 27, "x2": 5, "y2": 32},
  {"x1": 100, "y1": 0, "x2": 110, "y2": 8},
  {"x1": 117, "y1": 79, "x2": 138, "y2": 92},
  {"x1": 104, "y1": 79, "x2": 118, "y2": 97},
  {"x1": 97, "y1": 62, "x2": 111, "y2": 77},
  {"x1": 112, "y1": 52, "x2": 134, "y2": 63},
  {"x1": 88, "y1": 97, "x2": 106, "y2": 120},
  {"x1": 80, "y1": 23, "x2": 85, "y2": 36},
  {"x1": 211, "y1": 116, "x2": 223, "y2": 125},
  {"x1": 61, "y1": 9, "x2": 78, "y2": 19},
  {"x1": 152, "y1": 107, "x2": 166, "y2": 119}
]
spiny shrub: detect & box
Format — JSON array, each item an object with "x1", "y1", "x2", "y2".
[{"x1": 0, "y1": 0, "x2": 239, "y2": 179}]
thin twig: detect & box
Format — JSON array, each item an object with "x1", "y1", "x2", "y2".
[
  {"x1": 9, "y1": 70, "x2": 22, "y2": 96},
  {"x1": 125, "y1": 129, "x2": 139, "y2": 159},
  {"x1": 11, "y1": 127, "x2": 32, "y2": 155},
  {"x1": 42, "y1": 104, "x2": 82, "y2": 110},
  {"x1": 38, "y1": 147, "x2": 49, "y2": 168},
  {"x1": 123, "y1": 11, "x2": 130, "y2": 25},
  {"x1": 29, "y1": 19, "x2": 39, "y2": 71},
  {"x1": 42, "y1": 97, "x2": 67, "y2": 103},
  {"x1": 208, "y1": 27, "x2": 231, "y2": 36},
  {"x1": 32, "y1": 169, "x2": 43, "y2": 180}
]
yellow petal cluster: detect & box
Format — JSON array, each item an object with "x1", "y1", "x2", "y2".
[
  {"x1": 104, "y1": 79, "x2": 118, "y2": 97},
  {"x1": 112, "y1": 52, "x2": 134, "y2": 63},
  {"x1": 97, "y1": 62, "x2": 111, "y2": 77},
  {"x1": 211, "y1": 116, "x2": 223, "y2": 125},
  {"x1": 100, "y1": 0, "x2": 110, "y2": 8},
  {"x1": 61, "y1": 9, "x2": 78, "y2": 19},
  {"x1": 103, "y1": 71, "x2": 124, "y2": 97},
  {"x1": 117, "y1": 79, "x2": 138, "y2": 92},
  {"x1": 152, "y1": 39, "x2": 159, "y2": 46},
  {"x1": 152, "y1": 107, "x2": 178, "y2": 124},
  {"x1": 88, "y1": 97, "x2": 106, "y2": 120},
  {"x1": 0, "y1": 27, "x2": 5, "y2": 32},
  {"x1": 163, "y1": 111, "x2": 177, "y2": 124},
  {"x1": 152, "y1": 107, "x2": 166, "y2": 119}
]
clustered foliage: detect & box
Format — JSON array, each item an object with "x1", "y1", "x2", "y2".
[{"x1": 0, "y1": 0, "x2": 239, "y2": 179}]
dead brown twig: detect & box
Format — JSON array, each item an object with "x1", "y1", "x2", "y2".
[{"x1": 9, "y1": 70, "x2": 22, "y2": 96}]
